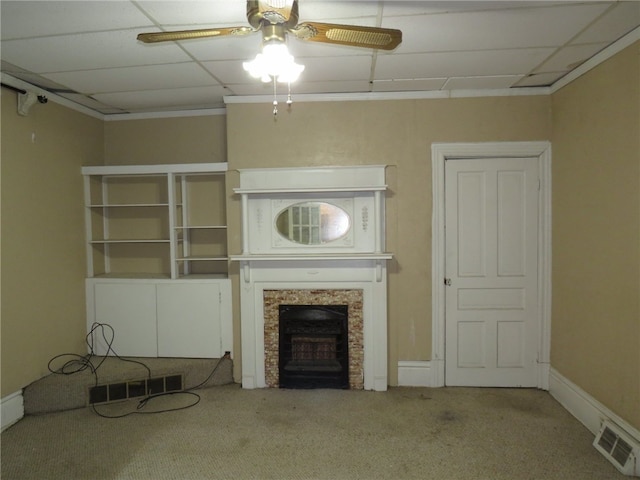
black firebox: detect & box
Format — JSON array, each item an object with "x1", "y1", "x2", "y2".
[{"x1": 278, "y1": 304, "x2": 349, "y2": 389}]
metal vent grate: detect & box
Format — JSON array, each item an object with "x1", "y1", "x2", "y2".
[
  {"x1": 88, "y1": 374, "x2": 183, "y2": 405},
  {"x1": 597, "y1": 426, "x2": 618, "y2": 454},
  {"x1": 611, "y1": 438, "x2": 634, "y2": 467},
  {"x1": 593, "y1": 421, "x2": 639, "y2": 476}
]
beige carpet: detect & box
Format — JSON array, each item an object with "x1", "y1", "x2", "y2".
[{"x1": 1, "y1": 384, "x2": 623, "y2": 480}]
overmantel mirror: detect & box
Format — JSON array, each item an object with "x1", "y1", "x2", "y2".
[
  {"x1": 275, "y1": 201, "x2": 351, "y2": 245},
  {"x1": 232, "y1": 165, "x2": 389, "y2": 255}
]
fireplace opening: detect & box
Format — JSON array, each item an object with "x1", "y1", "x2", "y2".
[{"x1": 278, "y1": 304, "x2": 349, "y2": 389}]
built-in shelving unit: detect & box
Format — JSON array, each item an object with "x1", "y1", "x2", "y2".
[
  {"x1": 81, "y1": 163, "x2": 232, "y2": 359},
  {"x1": 82, "y1": 163, "x2": 229, "y2": 279}
]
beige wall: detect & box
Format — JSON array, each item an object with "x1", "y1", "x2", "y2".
[
  {"x1": 1, "y1": 91, "x2": 104, "y2": 396},
  {"x1": 551, "y1": 42, "x2": 640, "y2": 430},
  {"x1": 226, "y1": 96, "x2": 552, "y2": 384},
  {"x1": 104, "y1": 114, "x2": 226, "y2": 165}
]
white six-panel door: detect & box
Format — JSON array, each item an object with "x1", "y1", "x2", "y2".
[{"x1": 445, "y1": 157, "x2": 539, "y2": 387}]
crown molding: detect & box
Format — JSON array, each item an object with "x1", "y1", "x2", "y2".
[{"x1": 223, "y1": 86, "x2": 550, "y2": 105}]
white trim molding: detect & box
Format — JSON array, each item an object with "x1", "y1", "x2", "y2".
[
  {"x1": 431, "y1": 141, "x2": 552, "y2": 388},
  {"x1": 224, "y1": 87, "x2": 549, "y2": 105},
  {"x1": 549, "y1": 368, "x2": 640, "y2": 475},
  {"x1": 1, "y1": 391, "x2": 24, "y2": 431},
  {"x1": 397, "y1": 361, "x2": 432, "y2": 387}
]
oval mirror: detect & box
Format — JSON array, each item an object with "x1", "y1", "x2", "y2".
[{"x1": 275, "y1": 202, "x2": 351, "y2": 245}]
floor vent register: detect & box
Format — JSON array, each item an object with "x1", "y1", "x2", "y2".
[
  {"x1": 593, "y1": 420, "x2": 639, "y2": 476},
  {"x1": 88, "y1": 375, "x2": 183, "y2": 405}
]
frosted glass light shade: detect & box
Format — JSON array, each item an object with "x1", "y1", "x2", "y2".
[{"x1": 243, "y1": 43, "x2": 304, "y2": 83}]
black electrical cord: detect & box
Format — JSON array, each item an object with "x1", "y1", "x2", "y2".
[
  {"x1": 48, "y1": 323, "x2": 151, "y2": 379},
  {"x1": 92, "y1": 390, "x2": 202, "y2": 419},
  {"x1": 186, "y1": 351, "x2": 229, "y2": 391},
  {"x1": 47, "y1": 322, "x2": 227, "y2": 419}
]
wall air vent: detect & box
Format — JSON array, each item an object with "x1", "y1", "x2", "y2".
[{"x1": 593, "y1": 420, "x2": 639, "y2": 476}]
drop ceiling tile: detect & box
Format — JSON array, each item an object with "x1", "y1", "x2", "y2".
[
  {"x1": 1, "y1": 60, "x2": 30, "y2": 74},
  {"x1": 2, "y1": 29, "x2": 192, "y2": 73},
  {"x1": 442, "y1": 75, "x2": 524, "y2": 90},
  {"x1": 298, "y1": 2, "x2": 380, "y2": 22},
  {"x1": 56, "y1": 93, "x2": 128, "y2": 114},
  {"x1": 92, "y1": 85, "x2": 229, "y2": 111},
  {"x1": 0, "y1": 1, "x2": 154, "y2": 40},
  {"x1": 180, "y1": 33, "x2": 262, "y2": 62},
  {"x1": 571, "y1": 1, "x2": 640, "y2": 44},
  {"x1": 376, "y1": 48, "x2": 556, "y2": 79},
  {"x1": 372, "y1": 78, "x2": 447, "y2": 92},
  {"x1": 1, "y1": 68, "x2": 73, "y2": 93},
  {"x1": 382, "y1": 2, "x2": 573, "y2": 17},
  {"x1": 514, "y1": 71, "x2": 568, "y2": 87},
  {"x1": 387, "y1": 3, "x2": 611, "y2": 54},
  {"x1": 202, "y1": 59, "x2": 255, "y2": 84},
  {"x1": 135, "y1": 1, "x2": 246, "y2": 26},
  {"x1": 533, "y1": 43, "x2": 609, "y2": 73},
  {"x1": 296, "y1": 56, "x2": 373, "y2": 82},
  {"x1": 287, "y1": 80, "x2": 372, "y2": 95},
  {"x1": 382, "y1": 1, "x2": 479, "y2": 17},
  {"x1": 43, "y1": 63, "x2": 220, "y2": 95}
]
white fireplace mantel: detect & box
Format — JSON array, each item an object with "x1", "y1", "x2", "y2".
[{"x1": 231, "y1": 166, "x2": 392, "y2": 391}]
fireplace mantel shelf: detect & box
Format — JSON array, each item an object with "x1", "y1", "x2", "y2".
[{"x1": 229, "y1": 253, "x2": 393, "y2": 262}]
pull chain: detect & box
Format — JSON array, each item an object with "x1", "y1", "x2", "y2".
[
  {"x1": 272, "y1": 78, "x2": 278, "y2": 117},
  {"x1": 272, "y1": 79, "x2": 295, "y2": 117}
]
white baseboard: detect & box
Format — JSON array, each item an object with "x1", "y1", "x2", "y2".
[
  {"x1": 398, "y1": 361, "x2": 431, "y2": 387},
  {"x1": 549, "y1": 367, "x2": 640, "y2": 475},
  {"x1": 1, "y1": 391, "x2": 24, "y2": 431}
]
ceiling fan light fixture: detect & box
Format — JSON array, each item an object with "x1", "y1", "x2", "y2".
[{"x1": 243, "y1": 41, "x2": 304, "y2": 83}]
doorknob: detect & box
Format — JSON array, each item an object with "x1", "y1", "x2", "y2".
[{"x1": 444, "y1": 278, "x2": 452, "y2": 286}]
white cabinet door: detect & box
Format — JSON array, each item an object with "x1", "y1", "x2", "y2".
[
  {"x1": 92, "y1": 283, "x2": 157, "y2": 357},
  {"x1": 156, "y1": 283, "x2": 221, "y2": 358}
]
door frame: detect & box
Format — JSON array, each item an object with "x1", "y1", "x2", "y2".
[{"x1": 431, "y1": 142, "x2": 552, "y2": 389}]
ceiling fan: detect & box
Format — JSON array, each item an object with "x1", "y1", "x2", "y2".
[
  {"x1": 137, "y1": 0, "x2": 402, "y2": 52},
  {"x1": 138, "y1": 0, "x2": 401, "y2": 113}
]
